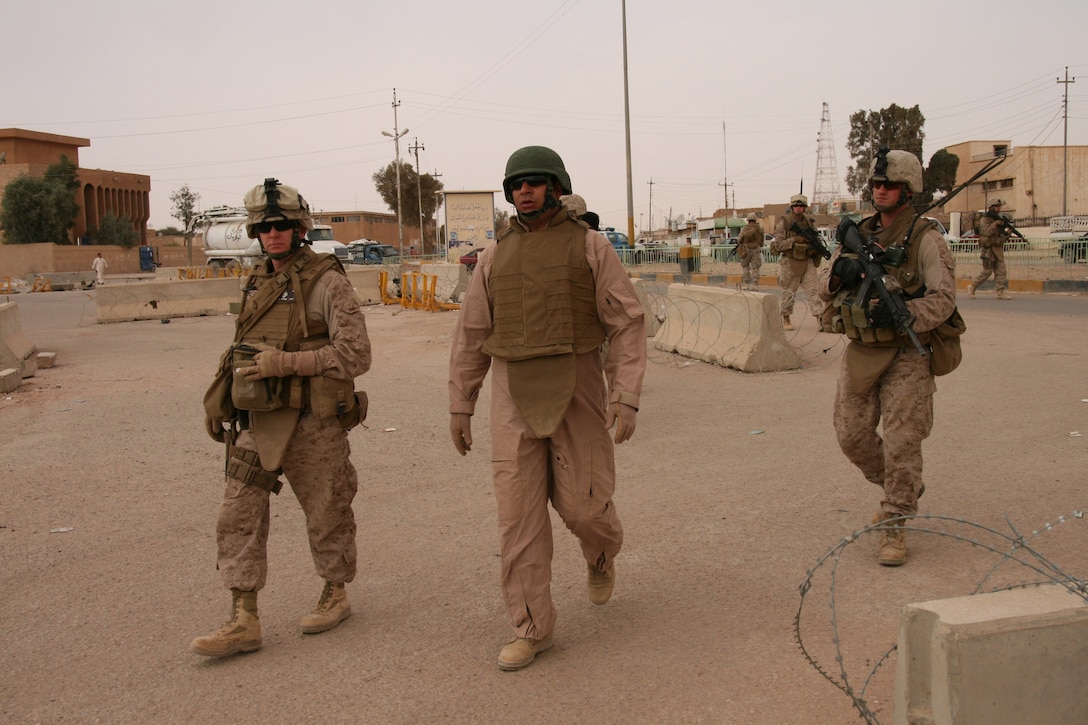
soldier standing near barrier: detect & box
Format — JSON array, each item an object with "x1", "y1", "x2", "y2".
[
  {"x1": 193, "y1": 178, "x2": 372, "y2": 657},
  {"x1": 737, "y1": 213, "x2": 764, "y2": 290},
  {"x1": 449, "y1": 146, "x2": 647, "y2": 671},
  {"x1": 967, "y1": 199, "x2": 1012, "y2": 300},
  {"x1": 771, "y1": 194, "x2": 824, "y2": 330},
  {"x1": 817, "y1": 149, "x2": 957, "y2": 566}
]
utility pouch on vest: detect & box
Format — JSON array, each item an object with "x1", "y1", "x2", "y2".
[
  {"x1": 790, "y1": 242, "x2": 809, "y2": 260},
  {"x1": 337, "y1": 391, "x2": 368, "y2": 431},
  {"x1": 226, "y1": 446, "x2": 283, "y2": 494},
  {"x1": 929, "y1": 307, "x2": 966, "y2": 376},
  {"x1": 231, "y1": 344, "x2": 284, "y2": 412},
  {"x1": 308, "y1": 375, "x2": 356, "y2": 419}
]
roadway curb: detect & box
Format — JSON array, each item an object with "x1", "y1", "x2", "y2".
[{"x1": 631, "y1": 272, "x2": 1088, "y2": 294}]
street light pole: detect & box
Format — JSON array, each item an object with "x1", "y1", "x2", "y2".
[
  {"x1": 381, "y1": 88, "x2": 409, "y2": 259},
  {"x1": 409, "y1": 137, "x2": 425, "y2": 255}
]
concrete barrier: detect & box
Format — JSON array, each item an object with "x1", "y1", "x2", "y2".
[
  {"x1": 0, "y1": 302, "x2": 37, "y2": 378},
  {"x1": 32, "y1": 272, "x2": 96, "y2": 291},
  {"x1": 894, "y1": 584, "x2": 1088, "y2": 725},
  {"x1": 652, "y1": 284, "x2": 801, "y2": 372},
  {"x1": 419, "y1": 263, "x2": 467, "y2": 302}
]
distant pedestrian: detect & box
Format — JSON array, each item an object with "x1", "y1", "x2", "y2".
[
  {"x1": 771, "y1": 195, "x2": 825, "y2": 330},
  {"x1": 92, "y1": 253, "x2": 108, "y2": 285},
  {"x1": 968, "y1": 199, "x2": 1012, "y2": 300},
  {"x1": 737, "y1": 213, "x2": 764, "y2": 290}
]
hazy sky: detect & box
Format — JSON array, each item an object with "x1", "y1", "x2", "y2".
[{"x1": 3, "y1": 0, "x2": 1085, "y2": 234}]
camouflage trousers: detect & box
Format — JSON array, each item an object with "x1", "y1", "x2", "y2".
[
  {"x1": 778, "y1": 258, "x2": 824, "y2": 318},
  {"x1": 832, "y1": 348, "x2": 935, "y2": 516},
  {"x1": 216, "y1": 413, "x2": 359, "y2": 592},
  {"x1": 972, "y1": 247, "x2": 1008, "y2": 292},
  {"x1": 489, "y1": 355, "x2": 624, "y2": 641},
  {"x1": 740, "y1": 253, "x2": 763, "y2": 287}
]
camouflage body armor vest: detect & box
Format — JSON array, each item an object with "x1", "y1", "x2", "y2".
[
  {"x1": 785, "y1": 214, "x2": 818, "y2": 260},
  {"x1": 831, "y1": 213, "x2": 936, "y2": 348}
]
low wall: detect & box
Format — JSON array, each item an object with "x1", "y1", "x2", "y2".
[
  {"x1": 652, "y1": 284, "x2": 801, "y2": 372},
  {"x1": 0, "y1": 302, "x2": 38, "y2": 377},
  {"x1": 0, "y1": 242, "x2": 194, "y2": 278},
  {"x1": 894, "y1": 584, "x2": 1088, "y2": 724}
]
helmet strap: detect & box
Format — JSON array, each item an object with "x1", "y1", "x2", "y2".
[{"x1": 516, "y1": 179, "x2": 561, "y2": 222}]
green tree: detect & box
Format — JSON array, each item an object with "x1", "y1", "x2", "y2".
[
  {"x1": 0, "y1": 155, "x2": 81, "y2": 244},
  {"x1": 494, "y1": 208, "x2": 509, "y2": 232},
  {"x1": 918, "y1": 148, "x2": 960, "y2": 207},
  {"x1": 372, "y1": 161, "x2": 445, "y2": 227},
  {"x1": 92, "y1": 212, "x2": 139, "y2": 248},
  {"x1": 169, "y1": 184, "x2": 201, "y2": 232},
  {"x1": 845, "y1": 104, "x2": 926, "y2": 199}
]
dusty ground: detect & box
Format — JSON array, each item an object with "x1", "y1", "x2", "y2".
[{"x1": 1, "y1": 284, "x2": 1086, "y2": 724}]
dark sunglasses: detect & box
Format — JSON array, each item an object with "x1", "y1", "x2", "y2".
[
  {"x1": 253, "y1": 219, "x2": 296, "y2": 234},
  {"x1": 871, "y1": 180, "x2": 903, "y2": 191},
  {"x1": 508, "y1": 174, "x2": 549, "y2": 190}
]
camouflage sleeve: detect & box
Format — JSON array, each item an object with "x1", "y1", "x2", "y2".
[
  {"x1": 308, "y1": 269, "x2": 372, "y2": 380},
  {"x1": 448, "y1": 248, "x2": 495, "y2": 415},
  {"x1": 587, "y1": 230, "x2": 647, "y2": 409},
  {"x1": 906, "y1": 229, "x2": 957, "y2": 333},
  {"x1": 770, "y1": 218, "x2": 791, "y2": 254}
]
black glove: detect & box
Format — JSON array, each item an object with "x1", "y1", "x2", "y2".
[
  {"x1": 867, "y1": 301, "x2": 895, "y2": 329},
  {"x1": 832, "y1": 256, "x2": 865, "y2": 287}
]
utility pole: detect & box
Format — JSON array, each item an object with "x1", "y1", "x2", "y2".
[
  {"x1": 1057, "y1": 67, "x2": 1076, "y2": 216},
  {"x1": 381, "y1": 88, "x2": 409, "y2": 259},
  {"x1": 622, "y1": 0, "x2": 635, "y2": 247},
  {"x1": 647, "y1": 178, "x2": 654, "y2": 240},
  {"x1": 721, "y1": 121, "x2": 728, "y2": 212},
  {"x1": 409, "y1": 137, "x2": 425, "y2": 255},
  {"x1": 430, "y1": 168, "x2": 443, "y2": 258}
]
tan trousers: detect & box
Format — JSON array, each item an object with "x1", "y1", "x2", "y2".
[
  {"x1": 489, "y1": 352, "x2": 624, "y2": 640},
  {"x1": 832, "y1": 348, "x2": 934, "y2": 516},
  {"x1": 778, "y1": 257, "x2": 823, "y2": 318},
  {"x1": 216, "y1": 413, "x2": 359, "y2": 592}
]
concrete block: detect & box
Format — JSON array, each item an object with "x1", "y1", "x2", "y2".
[
  {"x1": 95, "y1": 278, "x2": 243, "y2": 323},
  {"x1": 0, "y1": 367, "x2": 19, "y2": 394},
  {"x1": 894, "y1": 584, "x2": 1088, "y2": 725},
  {"x1": 36, "y1": 351, "x2": 57, "y2": 369},
  {"x1": 651, "y1": 284, "x2": 801, "y2": 373},
  {"x1": 0, "y1": 302, "x2": 37, "y2": 373},
  {"x1": 344, "y1": 267, "x2": 383, "y2": 306},
  {"x1": 631, "y1": 279, "x2": 662, "y2": 338}
]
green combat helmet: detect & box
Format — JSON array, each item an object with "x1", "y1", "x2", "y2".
[
  {"x1": 244, "y1": 178, "x2": 314, "y2": 239},
  {"x1": 502, "y1": 146, "x2": 572, "y2": 219}
]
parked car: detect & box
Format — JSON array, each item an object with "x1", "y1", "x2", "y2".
[
  {"x1": 1059, "y1": 236, "x2": 1088, "y2": 263},
  {"x1": 458, "y1": 248, "x2": 479, "y2": 271},
  {"x1": 341, "y1": 241, "x2": 399, "y2": 265}
]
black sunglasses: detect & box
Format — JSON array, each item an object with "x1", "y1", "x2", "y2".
[
  {"x1": 508, "y1": 174, "x2": 549, "y2": 190},
  {"x1": 253, "y1": 219, "x2": 296, "y2": 234}
]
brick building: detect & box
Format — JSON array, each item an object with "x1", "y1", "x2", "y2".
[{"x1": 0, "y1": 128, "x2": 150, "y2": 245}]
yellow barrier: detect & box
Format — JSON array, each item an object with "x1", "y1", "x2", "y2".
[
  {"x1": 31, "y1": 277, "x2": 52, "y2": 293},
  {"x1": 177, "y1": 266, "x2": 243, "y2": 280},
  {"x1": 378, "y1": 270, "x2": 459, "y2": 312},
  {"x1": 0, "y1": 277, "x2": 12, "y2": 294}
]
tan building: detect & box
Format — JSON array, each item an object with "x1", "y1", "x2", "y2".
[
  {"x1": 943, "y1": 140, "x2": 1087, "y2": 223},
  {"x1": 0, "y1": 128, "x2": 150, "y2": 246}
]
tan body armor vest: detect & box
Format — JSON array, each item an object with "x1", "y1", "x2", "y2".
[{"x1": 782, "y1": 214, "x2": 818, "y2": 260}]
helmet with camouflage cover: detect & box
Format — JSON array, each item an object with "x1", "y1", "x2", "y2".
[
  {"x1": 789, "y1": 194, "x2": 808, "y2": 207},
  {"x1": 503, "y1": 146, "x2": 572, "y2": 204},
  {"x1": 868, "y1": 148, "x2": 923, "y2": 195},
  {"x1": 989, "y1": 198, "x2": 1004, "y2": 208},
  {"x1": 561, "y1": 193, "x2": 587, "y2": 217},
  {"x1": 746, "y1": 212, "x2": 758, "y2": 222},
  {"x1": 244, "y1": 178, "x2": 315, "y2": 239}
]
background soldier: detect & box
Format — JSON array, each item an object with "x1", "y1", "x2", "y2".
[
  {"x1": 449, "y1": 146, "x2": 647, "y2": 671},
  {"x1": 771, "y1": 194, "x2": 825, "y2": 330},
  {"x1": 737, "y1": 212, "x2": 764, "y2": 290},
  {"x1": 817, "y1": 149, "x2": 957, "y2": 566},
  {"x1": 193, "y1": 179, "x2": 372, "y2": 658},
  {"x1": 968, "y1": 199, "x2": 1012, "y2": 300}
]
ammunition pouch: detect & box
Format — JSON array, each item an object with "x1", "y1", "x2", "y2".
[
  {"x1": 790, "y1": 241, "x2": 810, "y2": 260},
  {"x1": 928, "y1": 307, "x2": 966, "y2": 376},
  {"x1": 226, "y1": 445, "x2": 283, "y2": 494},
  {"x1": 337, "y1": 391, "x2": 368, "y2": 431},
  {"x1": 230, "y1": 343, "x2": 284, "y2": 412},
  {"x1": 839, "y1": 297, "x2": 899, "y2": 344}
]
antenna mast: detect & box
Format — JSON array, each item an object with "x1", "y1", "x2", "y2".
[{"x1": 813, "y1": 102, "x2": 842, "y2": 207}]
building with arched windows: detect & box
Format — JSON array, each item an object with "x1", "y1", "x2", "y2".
[{"x1": 0, "y1": 128, "x2": 150, "y2": 245}]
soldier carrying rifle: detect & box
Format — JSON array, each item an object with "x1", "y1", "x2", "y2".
[{"x1": 968, "y1": 198, "x2": 1016, "y2": 300}]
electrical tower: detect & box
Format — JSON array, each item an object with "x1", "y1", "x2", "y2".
[{"x1": 813, "y1": 102, "x2": 842, "y2": 207}]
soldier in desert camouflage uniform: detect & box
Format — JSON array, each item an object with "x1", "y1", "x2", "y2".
[
  {"x1": 818, "y1": 150, "x2": 957, "y2": 566},
  {"x1": 737, "y1": 213, "x2": 764, "y2": 290},
  {"x1": 193, "y1": 179, "x2": 372, "y2": 657},
  {"x1": 772, "y1": 194, "x2": 825, "y2": 330},
  {"x1": 967, "y1": 199, "x2": 1012, "y2": 300}
]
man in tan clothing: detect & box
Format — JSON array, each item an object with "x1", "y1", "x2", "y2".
[
  {"x1": 818, "y1": 149, "x2": 957, "y2": 566},
  {"x1": 193, "y1": 179, "x2": 372, "y2": 657},
  {"x1": 737, "y1": 213, "x2": 764, "y2": 290},
  {"x1": 772, "y1": 195, "x2": 824, "y2": 330},
  {"x1": 449, "y1": 146, "x2": 647, "y2": 671},
  {"x1": 968, "y1": 199, "x2": 1012, "y2": 300}
]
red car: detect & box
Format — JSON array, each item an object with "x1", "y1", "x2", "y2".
[{"x1": 459, "y1": 249, "x2": 478, "y2": 270}]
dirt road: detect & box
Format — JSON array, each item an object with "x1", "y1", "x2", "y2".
[{"x1": 1, "y1": 287, "x2": 1085, "y2": 723}]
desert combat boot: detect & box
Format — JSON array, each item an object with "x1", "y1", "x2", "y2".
[
  {"x1": 497, "y1": 633, "x2": 554, "y2": 671},
  {"x1": 300, "y1": 580, "x2": 352, "y2": 634},
  {"x1": 873, "y1": 512, "x2": 907, "y2": 567},
  {"x1": 588, "y1": 561, "x2": 616, "y2": 605},
  {"x1": 190, "y1": 589, "x2": 262, "y2": 657}
]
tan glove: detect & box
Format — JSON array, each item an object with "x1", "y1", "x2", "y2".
[
  {"x1": 450, "y1": 413, "x2": 473, "y2": 456},
  {"x1": 205, "y1": 416, "x2": 226, "y2": 443},
  {"x1": 244, "y1": 348, "x2": 319, "y2": 381},
  {"x1": 605, "y1": 402, "x2": 637, "y2": 444}
]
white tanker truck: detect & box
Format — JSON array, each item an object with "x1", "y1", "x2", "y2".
[{"x1": 189, "y1": 205, "x2": 344, "y2": 269}]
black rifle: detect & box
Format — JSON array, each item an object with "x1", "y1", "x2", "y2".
[
  {"x1": 987, "y1": 211, "x2": 1026, "y2": 240},
  {"x1": 790, "y1": 222, "x2": 832, "y2": 260},
  {"x1": 836, "y1": 218, "x2": 927, "y2": 356}
]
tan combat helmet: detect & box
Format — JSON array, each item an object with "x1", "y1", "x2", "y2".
[
  {"x1": 868, "y1": 149, "x2": 923, "y2": 194},
  {"x1": 244, "y1": 178, "x2": 315, "y2": 239},
  {"x1": 989, "y1": 198, "x2": 1004, "y2": 208},
  {"x1": 746, "y1": 213, "x2": 758, "y2": 222},
  {"x1": 789, "y1": 194, "x2": 808, "y2": 208},
  {"x1": 561, "y1": 193, "x2": 588, "y2": 217}
]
